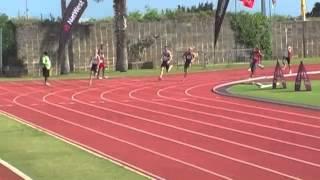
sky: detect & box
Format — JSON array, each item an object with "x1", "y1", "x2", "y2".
[{"x1": 0, "y1": 0, "x2": 319, "y2": 19}]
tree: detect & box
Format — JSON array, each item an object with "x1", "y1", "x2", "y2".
[
  {"x1": 128, "y1": 11, "x2": 143, "y2": 22},
  {"x1": 231, "y1": 12, "x2": 272, "y2": 58},
  {"x1": 59, "y1": 0, "x2": 71, "y2": 74},
  {"x1": 113, "y1": 0, "x2": 128, "y2": 72},
  {"x1": 143, "y1": 6, "x2": 161, "y2": 21},
  {"x1": 95, "y1": 0, "x2": 128, "y2": 72},
  {"x1": 0, "y1": 14, "x2": 16, "y2": 67},
  {"x1": 306, "y1": 2, "x2": 320, "y2": 17}
]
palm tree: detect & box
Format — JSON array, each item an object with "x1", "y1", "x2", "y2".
[
  {"x1": 95, "y1": 0, "x2": 128, "y2": 72},
  {"x1": 60, "y1": 0, "x2": 70, "y2": 74},
  {"x1": 114, "y1": 0, "x2": 128, "y2": 72}
]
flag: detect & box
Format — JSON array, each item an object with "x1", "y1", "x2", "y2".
[
  {"x1": 214, "y1": 0, "x2": 230, "y2": 49},
  {"x1": 59, "y1": 0, "x2": 88, "y2": 50},
  {"x1": 241, "y1": 0, "x2": 255, "y2": 8}
]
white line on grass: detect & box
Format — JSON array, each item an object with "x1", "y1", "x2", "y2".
[
  {"x1": 0, "y1": 111, "x2": 157, "y2": 180},
  {"x1": 0, "y1": 158, "x2": 33, "y2": 180}
]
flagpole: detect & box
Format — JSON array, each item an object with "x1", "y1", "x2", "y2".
[
  {"x1": 269, "y1": 0, "x2": 271, "y2": 18},
  {"x1": 261, "y1": 0, "x2": 266, "y2": 16},
  {"x1": 301, "y1": 0, "x2": 306, "y2": 58},
  {"x1": 235, "y1": 0, "x2": 237, "y2": 62},
  {"x1": 301, "y1": 0, "x2": 306, "y2": 21},
  {"x1": 269, "y1": 0, "x2": 273, "y2": 60}
]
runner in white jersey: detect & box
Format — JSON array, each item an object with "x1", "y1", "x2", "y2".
[
  {"x1": 159, "y1": 46, "x2": 173, "y2": 80},
  {"x1": 89, "y1": 49, "x2": 100, "y2": 86}
]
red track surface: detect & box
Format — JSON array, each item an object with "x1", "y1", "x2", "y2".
[
  {"x1": 1, "y1": 65, "x2": 320, "y2": 180},
  {"x1": 0, "y1": 164, "x2": 23, "y2": 180}
]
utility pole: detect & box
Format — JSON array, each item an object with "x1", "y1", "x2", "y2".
[
  {"x1": 301, "y1": 0, "x2": 306, "y2": 21},
  {"x1": 235, "y1": 0, "x2": 238, "y2": 61},
  {"x1": 301, "y1": 0, "x2": 306, "y2": 57},
  {"x1": 25, "y1": 0, "x2": 29, "y2": 20},
  {"x1": 269, "y1": 0, "x2": 272, "y2": 17},
  {"x1": 261, "y1": 0, "x2": 267, "y2": 16}
]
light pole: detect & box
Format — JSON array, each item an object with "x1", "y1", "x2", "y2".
[
  {"x1": 261, "y1": 0, "x2": 266, "y2": 16},
  {"x1": 301, "y1": 0, "x2": 306, "y2": 57},
  {"x1": 235, "y1": 0, "x2": 238, "y2": 61},
  {"x1": 25, "y1": 0, "x2": 29, "y2": 19}
]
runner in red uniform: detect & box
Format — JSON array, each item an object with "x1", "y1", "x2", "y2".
[
  {"x1": 282, "y1": 46, "x2": 293, "y2": 74},
  {"x1": 249, "y1": 47, "x2": 263, "y2": 78},
  {"x1": 97, "y1": 51, "x2": 108, "y2": 79}
]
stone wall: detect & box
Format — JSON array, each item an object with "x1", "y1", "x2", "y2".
[
  {"x1": 14, "y1": 18, "x2": 320, "y2": 76},
  {"x1": 272, "y1": 20, "x2": 320, "y2": 59}
]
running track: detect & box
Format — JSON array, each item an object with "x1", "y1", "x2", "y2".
[
  {"x1": 0, "y1": 164, "x2": 23, "y2": 180},
  {"x1": 1, "y1": 65, "x2": 320, "y2": 180}
]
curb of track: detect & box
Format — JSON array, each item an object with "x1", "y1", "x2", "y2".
[{"x1": 213, "y1": 71, "x2": 320, "y2": 111}]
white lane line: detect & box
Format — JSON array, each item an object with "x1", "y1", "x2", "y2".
[
  {"x1": 4, "y1": 81, "x2": 161, "y2": 180},
  {"x1": 16, "y1": 90, "x2": 229, "y2": 180},
  {"x1": 56, "y1": 86, "x2": 233, "y2": 179},
  {"x1": 0, "y1": 111, "x2": 158, "y2": 180},
  {"x1": 69, "y1": 87, "x2": 302, "y2": 179},
  {"x1": 211, "y1": 72, "x2": 320, "y2": 120},
  {"x1": 129, "y1": 86, "x2": 320, "y2": 153},
  {"x1": 0, "y1": 159, "x2": 33, "y2": 180},
  {"x1": 11, "y1": 87, "x2": 166, "y2": 180},
  {"x1": 156, "y1": 86, "x2": 320, "y2": 140},
  {"x1": 186, "y1": 82, "x2": 320, "y2": 121},
  {"x1": 161, "y1": 83, "x2": 320, "y2": 129},
  {"x1": 101, "y1": 87, "x2": 320, "y2": 169},
  {"x1": 184, "y1": 88, "x2": 320, "y2": 129}
]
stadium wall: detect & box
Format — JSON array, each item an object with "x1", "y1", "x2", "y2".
[{"x1": 13, "y1": 19, "x2": 320, "y2": 76}]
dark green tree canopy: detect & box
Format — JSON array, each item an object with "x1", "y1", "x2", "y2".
[
  {"x1": 306, "y1": 2, "x2": 320, "y2": 17},
  {"x1": 0, "y1": 13, "x2": 17, "y2": 66},
  {"x1": 231, "y1": 12, "x2": 272, "y2": 58}
]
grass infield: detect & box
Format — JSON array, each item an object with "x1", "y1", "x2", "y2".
[
  {"x1": 0, "y1": 114, "x2": 147, "y2": 180},
  {"x1": 228, "y1": 81, "x2": 320, "y2": 108}
]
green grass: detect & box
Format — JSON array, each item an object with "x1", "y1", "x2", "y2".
[
  {"x1": 228, "y1": 81, "x2": 320, "y2": 107},
  {"x1": 0, "y1": 63, "x2": 246, "y2": 82},
  {"x1": 1, "y1": 56, "x2": 319, "y2": 82},
  {"x1": 0, "y1": 114, "x2": 148, "y2": 180}
]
